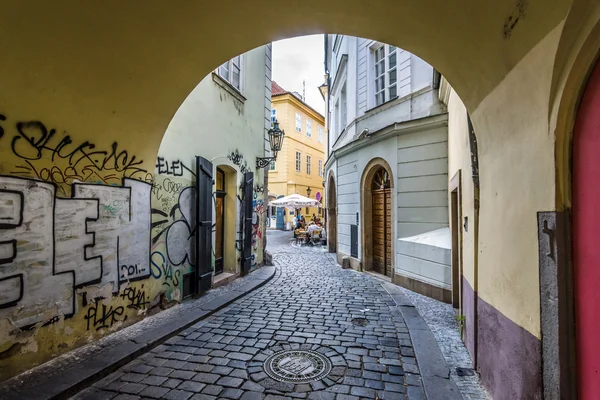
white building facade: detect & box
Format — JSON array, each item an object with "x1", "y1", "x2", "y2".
[{"x1": 324, "y1": 34, "x2": 452, "y2": 302}]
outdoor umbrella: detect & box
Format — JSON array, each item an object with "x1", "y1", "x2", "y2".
[{"x1": 269, "y1": 193, "x2": 321, "y2": 210}]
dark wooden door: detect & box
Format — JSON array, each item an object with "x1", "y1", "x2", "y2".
[
  {"x1": 372, "y1": 188, "x2": 392, "y2": 276},
  {"x1": 384, "y1": 189, "x2": 392, "y2": 277},
  {"x1": 242, "y1": 172, "x2": 254, "y2": 275},
  {"x1": 372, "y1": 190, "x2": 386, "y2": 275},
  {"x1": 214, "y1": 168, "x2": 225, "y2": 275}
]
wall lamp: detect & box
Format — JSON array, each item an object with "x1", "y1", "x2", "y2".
[{"x1": 256, "y1": 120, "x2": 286, "y2": 168}]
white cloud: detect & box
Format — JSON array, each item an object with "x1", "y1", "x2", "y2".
[{"x1": 272, "y1": 35, "x2": 325, "y2": 115}]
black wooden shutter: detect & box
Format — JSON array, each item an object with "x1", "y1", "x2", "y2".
[
  {"x1": 242, "y1": 172, "x2": 254, "y2": 275},
  {"x1": 195, "y1": 156, "x2": 213, "y2": 294},
  {"x1": 350, "y1": 224, "x2": 358, "y2": 258}
]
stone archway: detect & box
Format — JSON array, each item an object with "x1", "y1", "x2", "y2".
[
  {"x1": 327, "y1": 173, "x2": 337, "y2": 253},
  {"x1": 361, "y1": 158, "x2": 394, "y2": 277}
]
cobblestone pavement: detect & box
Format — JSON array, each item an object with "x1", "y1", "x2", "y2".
[
  {"x1": 273, "y1": 230, "x2": 489, "y2": 400},
  {"x1": 73, "y1": 231, "x2": 424, "y2": 399},
  {"x1": 0, "y1": 266, "x2": 267, "y2": 396}
]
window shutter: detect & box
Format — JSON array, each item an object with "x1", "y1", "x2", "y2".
[
  {"x1": 195, "y1": 156, "x2": 213, "y2": 293},
  {"x1": 242, "y1": 172, "x2": 254, "y2": 275}
]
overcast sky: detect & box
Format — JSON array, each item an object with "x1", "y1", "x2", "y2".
[{"x1": 272, "y1": 35, "x2": 325, "y2": 115}]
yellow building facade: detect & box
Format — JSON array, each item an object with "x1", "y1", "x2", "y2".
[{"x1": 268, "y1": 82, "x2": 325, "y2": 228}]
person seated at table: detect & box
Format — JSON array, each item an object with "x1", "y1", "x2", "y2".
[{"x1": 306, "y1": 222, "x2": 321, "y2": 242}]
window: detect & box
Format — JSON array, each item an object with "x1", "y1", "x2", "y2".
[
  {"x1": 374, "y1": 45, "x2": 397, "y2": 106},
  {"x1": 341, "y1": 84, "x2": 347, "y2": 129},
  {"x1": 318, "y1": 126, "x2": 323, "y2": 143},
  {"x1": 269, "y1": 160, "x2": 276, "y2": 171},
  {"x1": 295, "y1": 152, "x2": 301, "y2": 172},
  {"x1": 334, "y1": 100, "x2": 340, "y2": 135},
  {"x1": 218, "y1": 55, "x2": 242, "y2": 90},
  {"x1": 271, "y1": 109, "x2": 277, "y2": 125},
  {"x1": 318, "y1": 160, "x2": 323, "y2": 177},
  {"x1": 306, "y1": 155, "x2": 312, "y2": 175},
  {"x1": 306, "y1": 119, "x2": 312, "y2": 137},
  {"x1": 295, "y1": 113, "x2": 302, "y2": 132}
]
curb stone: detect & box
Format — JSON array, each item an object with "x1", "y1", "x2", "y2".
[
  {"x1": 0, "y1": 266, "x2": 276, "y2": 400},
  {"x1": 382, "y1": 282, "x2": 464, "y2": 400}
]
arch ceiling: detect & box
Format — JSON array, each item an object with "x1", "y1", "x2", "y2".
[{"x1": 0, "y1": 0, "x2": 572, "y2": 174}]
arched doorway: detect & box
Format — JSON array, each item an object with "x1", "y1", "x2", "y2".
[
  {"x1": 215, "y1": 165, "x2": 237, "y2": 276},
  {"x1": 327, "y1": 174, "x2": 337, "y2": 253},
  {"x1": 573, "y1": 57, "x2": 600, "y2": 399},
  {"x1": 361, "y1": 160, "x2": 394, "y2": 277}
]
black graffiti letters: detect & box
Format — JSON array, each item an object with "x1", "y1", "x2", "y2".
[
  {"x1": 84, "y1": 301, "x2": 126, "y2": 331},
  {"x1": 8, "y1": 120, "x2": 148, "y2": 187},
  {"x1": 120, "y1": 264, "x2": 146, "y2": 279},
  {"x1": 0, "y1": 114, "x2": 6, "y2": 140},
  {"x1": 156, "y1": 157, "x2": 181, "y2": 176},
  {"x1": 156, "y1": 157, "x2": 193, "y2": 177},
  {"x1": 120, "y1": 285, "x2": 148, "y2": 309}
]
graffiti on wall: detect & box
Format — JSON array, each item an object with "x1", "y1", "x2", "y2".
[
  {"x1": 155, "y1": 157, "x2": 194, "y2": 178},
  {"x1": 0, "y1": 116, "x2": 151, "y2": 196},
  {"x1": 150, "y1": 174, "x2": 194, "y2": 301},
  {"x1": 227, "y1": 150, "x2": 250, "y2": 175},
  {"x1": 252, "y1": 196, "x2": 266, "y2": 267},
  {"x1": 0, "y1": 176, "x2": 151, "y2": 329}
]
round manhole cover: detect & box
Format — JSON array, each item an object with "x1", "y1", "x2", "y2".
[
  {"x1": 263, "y1": 349, "x2": 333, "y2": 383},
  {"x1": 351, "y1": 317, "x2": 369, "y2": 326}
]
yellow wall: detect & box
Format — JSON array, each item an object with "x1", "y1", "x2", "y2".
[
  {"x1": 446, "y1": 87, "x2": 476, "y2": 288},
  {"x1": 269, "y1": 94, "x2": 326, "y2": 223}
]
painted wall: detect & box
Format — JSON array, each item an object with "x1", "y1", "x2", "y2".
[
  {"x1": 268, "y1": 91, "x2": 326, "y2": 224},
  {"x1": 328, "y1": 34, "x2": 442, "y2": 153},
  {"x1": 445, "y1": 82, "x2": 478, "y2": 359},
  {"x1": 332, "y1": 115, "x2": 448, "y2": 260},
  {"x1": 0, "y1": 44, "x2": 271, "y2": 381}
]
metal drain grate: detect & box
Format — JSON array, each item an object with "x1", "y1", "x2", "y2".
[{"x1": 263, "y1": 350, "x2": 333, "y2": 383}]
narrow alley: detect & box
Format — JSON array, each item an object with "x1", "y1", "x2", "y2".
[{"x1": 49, "y1": 231, "x2": 485, "y2": 400}]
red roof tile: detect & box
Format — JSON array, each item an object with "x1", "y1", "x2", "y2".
[{"x1": 271, "y1": 81, "x2": 288, "y2": 96}]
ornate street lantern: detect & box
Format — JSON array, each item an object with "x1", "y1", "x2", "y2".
[{"x1": 256, "y1": 120, "x2": 286, "y2": 168}]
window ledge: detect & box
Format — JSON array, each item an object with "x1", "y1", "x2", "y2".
[
  {"x1": 212, "y1": 72, "x2": 246, "y2": 103},
  {"x1": 365, "y1": 96, "x2": 399, "y2": 113}
]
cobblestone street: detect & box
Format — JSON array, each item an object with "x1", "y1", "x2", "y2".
[
  {"x1": 69, "y1": 230, "x2": 490, "y2": 400},
  {"x1": 72, "y1": 232, "x2": 421, "y2": 399}
]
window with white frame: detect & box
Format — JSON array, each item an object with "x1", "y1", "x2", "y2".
[
  {"x1": 318, "y1": 126, "x2": 323, "y2": 143},
  {"x1": 341, "y1": 84, "x2": 347, "y2": 129},
  {"x1": 295, "y1": 151, "x2": 302, "y2": 172},
  {"x1": 269, "y1": 160, "x2": 276, "y2": 171},
  {"x1": 306, "y1": 155, "x2": 312, "y2": 175},
  {"x1": 318, "y1": 160, "x2": 323, "y2": 177},
  {"x1": 374, "y1": 45, "x2": 397, "y2": 106},
  {"x1": 295, "y1": 113, "x2": 302, "y2": 132},
  {"x1": 306, "y1": 119, "x2": 312, "y2": 137},
  {"x1": 334, "y1": 100, "x2": 340, "y2": 135},
  {"x1": 218, "y1": 55, "x2": 242, "y2": 91},
  {"x1": 271, "y1": 109, "x2": 277, "y2": 125}
]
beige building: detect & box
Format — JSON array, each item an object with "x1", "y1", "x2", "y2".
[{"x1": 268, "y1": 81, "x2": 325, "y2": 229}]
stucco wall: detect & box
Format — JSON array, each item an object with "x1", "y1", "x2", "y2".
[
  {"x1": 396, "y1": 124, "x2": 449, "y2": 237},
  {"x1": 0, "y1": 45, "x2": 271, "y2": 381},
  {"x1": 446, "y1": 87, "x2": 476, "y2": 286},
  {"x1": 474, "y1": 27, "x2": 561, "y2": 339}
]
